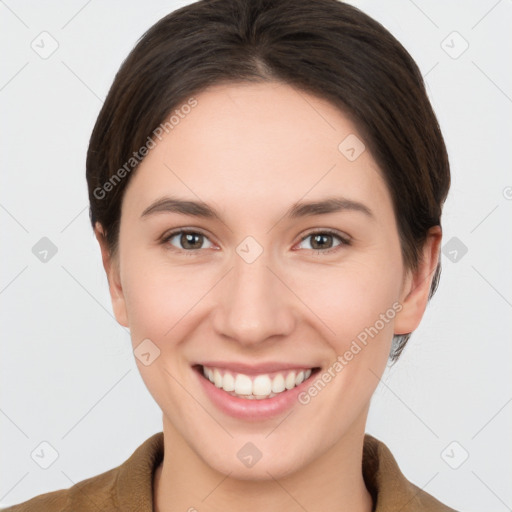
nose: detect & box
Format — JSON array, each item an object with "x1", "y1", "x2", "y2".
[{"x1": 212, "y1": 248, "x2": 296, "y2": 347}]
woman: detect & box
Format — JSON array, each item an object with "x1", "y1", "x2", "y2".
[{"x1": 2, "y1": 0, "x2": 458, "y2": 510}]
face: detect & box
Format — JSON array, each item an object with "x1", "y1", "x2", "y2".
[{"x1": 97, "y1": 81, "x2": 439, "y2": 480}]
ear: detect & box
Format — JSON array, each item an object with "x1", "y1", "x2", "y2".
[
  {"x1": 394, "y1": 225, "x2": 442, "y2": 335},
  {"x1": 94, "y1": 222, "x2": 129, "y2": 328}
]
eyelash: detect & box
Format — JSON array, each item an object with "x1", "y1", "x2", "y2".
[{"x1": 160, "y1": 228, "x2": 351, "y2": 256}]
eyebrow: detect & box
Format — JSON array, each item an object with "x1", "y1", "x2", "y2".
[{"x1": 140, "y1": 195, "x2": 374, "y2": 221}]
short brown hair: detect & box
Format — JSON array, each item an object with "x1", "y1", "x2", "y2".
[{"x1": 86, "y1": 0, "x2": 450, "y2": 362}]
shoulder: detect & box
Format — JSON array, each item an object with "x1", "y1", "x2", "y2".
[
  {"x1": 0, "y1": 465, "x2": 120, "y2": 512},
  {"x1": 363, "y1": 433, "x2": 460, "y2": 512},
  {"x1": 1, "y1": 432, "x2": 164, "y2": 512}
]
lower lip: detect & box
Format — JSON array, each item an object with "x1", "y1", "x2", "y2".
[{"x1": 194, "y1": 366, "x2": 318, "y2": 421}]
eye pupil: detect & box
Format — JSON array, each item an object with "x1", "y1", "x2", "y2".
[
  {"x1": 311, "y1": 233, "x2": 332, "y2": 250},
  {"x1": 182, "y1": 232, "x2": 203, "y2": 249}
]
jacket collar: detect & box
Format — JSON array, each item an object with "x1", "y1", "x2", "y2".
[{"x1": 115, "y1": 431, "x2": 456, "y2": 511}]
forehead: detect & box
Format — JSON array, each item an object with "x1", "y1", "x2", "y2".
[
  {"x1": 166, "y1": 81, "x2": 363, "y2": 170},
  {"x1": 123, "y1": 81, "x2": 392, "y2": 221}
]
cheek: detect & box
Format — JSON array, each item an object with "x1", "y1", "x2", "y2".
[
  {"x1": 299, "y1": 255, "x2": 403, "y2": 345},
  {"x1": 120, "y1": 246, "x2": 207, "y2": 341},
  {"x1": 119, "y1": 253, "x2": 207, "y2": 410},
  {"x1": 291, "y1": 261, "x2": 402, "y2": 427}
]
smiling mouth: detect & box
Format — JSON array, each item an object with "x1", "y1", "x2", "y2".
[{"x1": 193, "y1": 364, "x2": 321, "y2": 400}]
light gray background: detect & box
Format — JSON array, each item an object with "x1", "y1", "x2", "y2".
[{"x1": 1, "y1": 1, "x2": 511, "y2": 510}]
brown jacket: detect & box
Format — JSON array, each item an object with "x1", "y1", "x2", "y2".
[{"x1": 1, "y1": 432, "x2": 458, "y2": 511}]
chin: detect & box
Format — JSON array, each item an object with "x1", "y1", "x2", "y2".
[{"x1": 207, "y1": 452, "x2": 304, "y2": 481}]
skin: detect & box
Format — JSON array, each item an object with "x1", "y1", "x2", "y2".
[{"x1": 95, "y1": 81, "x2": 441, "y2": 512}]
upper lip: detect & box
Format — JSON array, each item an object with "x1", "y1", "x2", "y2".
[{"x1": 194, "y1": 361, "x2": 319, "y2": 375}]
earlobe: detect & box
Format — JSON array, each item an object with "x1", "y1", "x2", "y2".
[
  {"x1": 393, "y1": 226, "x2": 442, "y2": 336},
  {"x1": 94, "y1": 223, "x2": 129, "y2": 328}
]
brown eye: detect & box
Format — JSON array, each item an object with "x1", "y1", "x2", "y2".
[
  {"x1": 163, "y1": 230, "x2": 214, "y2": 251},
  {"x1": 297, "y1": 230, "x2": 350, "y2": 254}
]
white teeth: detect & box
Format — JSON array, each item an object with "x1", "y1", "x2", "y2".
[
  {"x1": 271, "y1": 373, "x2": 285, "y2": 393},
  {"x1": 253, "y1": 375, "x2": 272, "y2": 396},
  {"x1": 222, "y1": 372, "x2": 235, "y2": 391},
  {"x1": 234, "y1": 374, "x2": 252, "y2": 395},
  {"x1": 285, "y1": 372, "x2": 296, "y2": 390},
  {"x1": 213, "y1": 368, "x2": 223, "y2": 388},
  {"x1": 201, "y1": 365, "x2": 315, "y2": 399}
]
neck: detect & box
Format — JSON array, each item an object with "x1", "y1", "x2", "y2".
[{"x1": 153, "y1": 414, "x2": 373, "y2": 512}]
